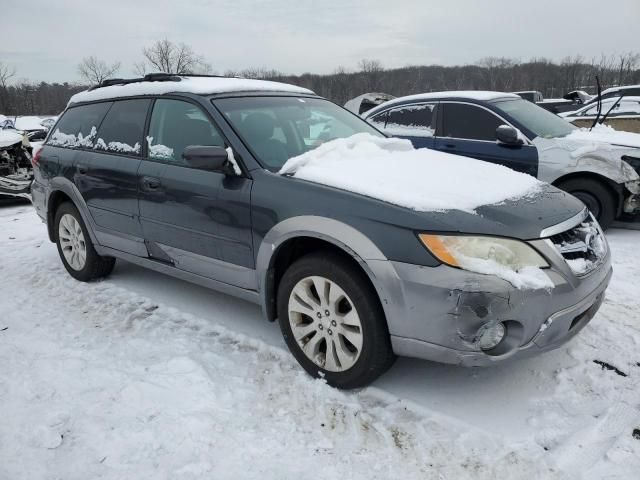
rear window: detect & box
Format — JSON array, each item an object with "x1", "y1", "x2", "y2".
[
  {"x1": 94, "y1": 99, "x2": 151, "y2": 156},
  {"x1": 48, "y1": 102, "x2": 112, "y2": 148}
]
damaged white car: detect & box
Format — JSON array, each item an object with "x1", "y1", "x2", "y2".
[
  {"x1": 363, "y1": 91, "x2": 640, "y2": 228},
  {"x1": 0, "y1": 129, "x2": 36, "y2": 199}
]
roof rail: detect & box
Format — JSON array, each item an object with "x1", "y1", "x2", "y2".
[{"x1": 88, "y1": 73, "x2": 183, "y2": 91}]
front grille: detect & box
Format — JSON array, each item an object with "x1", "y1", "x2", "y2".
[{"x1": 549, "y1": 214, "x2": 607, "y2": 276}]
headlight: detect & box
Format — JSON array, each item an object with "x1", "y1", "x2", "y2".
[{"x1": 419, "y1": 234, "x2": 549, "y2": 270}]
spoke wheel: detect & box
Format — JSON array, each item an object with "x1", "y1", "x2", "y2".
[
  {"x1": 288, "y1": 276, "x2": 363, "y2": 372},
  {"x1": 58, "y1": 213, "x2": 87, "y2": 271},
  {"x1": 277, "y1": 251, "x2": 396, "y2": 389}
]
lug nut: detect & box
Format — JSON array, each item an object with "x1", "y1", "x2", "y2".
[
  {"x1": 331, "y1": 320, "x2": 337, "y2": 327},
  {"x1": 318, "y1": 324, "x2": 323, "y2": 330},
  {"x1": 316, "y1": 312, "x2": 322, "y2": 319},
  {"x1": 324, "y1": 310, "x2": 330, "y2": 316},
  {"x1": 327, "y1": 329, "x2": 333, "y2": 335}
]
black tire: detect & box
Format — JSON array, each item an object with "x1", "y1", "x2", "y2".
[
  {"x1": 54, "y1": 202, "x2": 115, "y2": 282},
  {"x1": 277, "y1": 251, "x2": 396, "y2": 389},
  {"x1": 556, "y1": 178, "x2": 616, "y2": 230}
]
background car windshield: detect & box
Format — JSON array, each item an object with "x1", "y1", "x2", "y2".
[
  {"x1": 493, "y1": 98, "x2": 576, "y2": 139},
  {"x1": 215, "y1": 96, "x2": 384, "y2": 170}
]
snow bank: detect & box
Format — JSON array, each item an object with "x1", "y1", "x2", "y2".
[
  {"x1": 279, "y1": 133, "x2": 543, "y2": 213},
  {"x1": 566, "y1": 123, "x2": 640, "y2": 149},
  {"x1": 69, "y1": 76, "x2": 313, "y2": 105}
]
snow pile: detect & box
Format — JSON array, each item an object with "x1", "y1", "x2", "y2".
[
  {"x1": 69, "y1": 77, "x2": 313, "y2": 105},
  {"x1": 566, "y1": 123, "x2": 640, "y2": 149},
  {"x1": 279, "y1": 133, "x2": 543, "y2": 213}
]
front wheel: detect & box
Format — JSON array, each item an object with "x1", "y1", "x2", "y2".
[
  {"x1": 556, "y1": 178, "x2": 616, "y2": 230},
  {"x1": 54, "y1": 202, "x2": 115, "y2": 281},
  {"x1": 277, "y1": 252, "x2": 395, "y2": 389}
]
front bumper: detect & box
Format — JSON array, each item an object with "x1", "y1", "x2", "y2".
[{"x1": 384, "y1": 239, "x2": 612, "y2": 366}]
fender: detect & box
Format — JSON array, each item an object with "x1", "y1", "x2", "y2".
[
  {"x1": 255, "y1": 215, "x2": 408, "y2": 327},
  {"x1": 47, "y1": 177, "x2": 100, "y2": 244}
]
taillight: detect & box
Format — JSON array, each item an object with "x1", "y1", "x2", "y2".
[{"x1": 31, "y1": 147, "x2": 42, "y2": 168}]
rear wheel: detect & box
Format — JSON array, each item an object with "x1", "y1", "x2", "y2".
[
  {"x1": 277, "y1": 252, "x2": 395, "y2": 389},
  {"x1": 556, "y1": 178, "x2": 616, "y2": 230},
  {"x1": 54, "y1": 202, "x2": 115, "y2": 281}
]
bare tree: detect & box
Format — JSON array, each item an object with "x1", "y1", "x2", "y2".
[
  {"x1": 77, "y1": 56, "x2": 121, "y2": 84},
  {"x1": 140, "y1": 39, "x2": 211, "y2": 74},
  {"x1": 0, "y1": 61, "x2": 16, "y2": 89}
]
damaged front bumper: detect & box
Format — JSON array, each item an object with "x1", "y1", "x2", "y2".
[
  {"x1": 0, "y1": 175, "x2": 32, "y2": 200},
  {"x1": 386, "y1": 239, "x2": 612, "y2": 366}
]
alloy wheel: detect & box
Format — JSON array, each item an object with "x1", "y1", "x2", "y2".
[{"x1": 58, "y1": 213, "x2": 87, "y2": 271}]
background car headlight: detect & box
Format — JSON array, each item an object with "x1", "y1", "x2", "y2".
[{"x1": 419, "y1": 234, "x2": 549, "y2": 270}]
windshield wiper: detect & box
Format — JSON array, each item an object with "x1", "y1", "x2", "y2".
[
  {"x1": 590, "y1": 76, "x2": 602, "y2": 131},
  {"x1": 598, "y1": 94, "x2": 624, "y2": 126}
]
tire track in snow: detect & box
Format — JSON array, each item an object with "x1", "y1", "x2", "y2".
[{"x1": 0, "y1": 207, "x2": 565, "y2": 480}]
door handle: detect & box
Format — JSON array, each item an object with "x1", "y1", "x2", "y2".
[
  {"x1": 141, "y1": 176, "x2": 161, "y2": 190},
  {"x1": 77, "y1": 164, "x2": 88, "y2": 174},
  {"x1": 444, "y1": 144, "x2": 456, "y2": 149}
]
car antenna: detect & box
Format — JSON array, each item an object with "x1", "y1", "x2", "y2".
[{"x1": 590, "y1": 76, "x2": 602, "y2": 131}]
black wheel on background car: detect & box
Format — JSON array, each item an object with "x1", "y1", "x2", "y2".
[
  {"x1": 54, "y1": 202, "x2": 115, "y2": 282},
  {"x1": 277, "y1": 251, "x2": 396, "y2": 389},
  {"x1": 556, "y1": 178, "x2": 616, "y2": 230}
]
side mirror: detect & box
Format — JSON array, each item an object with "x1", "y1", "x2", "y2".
[
  {"x1": 496, "y1": 125, "x2": 523, "y2": 146},
  {"x1": 182, "y1": 145, "x2": 232, "y2": 173}
]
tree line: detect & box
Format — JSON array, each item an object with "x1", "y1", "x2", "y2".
[{"x1": 1, "y1": 39, "x2": 639, "y2": 116}]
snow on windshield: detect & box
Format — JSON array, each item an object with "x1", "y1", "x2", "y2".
[
  {"x1": 279, "y1": 133, "x2": 543, "y2": 213},
  {"x1": 565, "y1": 123, "x2": 640, "y2": 149}
]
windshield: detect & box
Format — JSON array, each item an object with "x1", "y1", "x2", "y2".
[
  {"x1": 215, "y1": 96, "x2": 384, "y2": 170},
  {"x1": 492, "y1": 98, "x2": 576, "y2": 139}
]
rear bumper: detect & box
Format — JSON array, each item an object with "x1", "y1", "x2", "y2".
[{"x1": 385, "y1": 240, "x2": 612, "y2": 366}]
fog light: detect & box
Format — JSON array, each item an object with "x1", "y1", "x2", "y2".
[{"x1": 477, "y1": 322, "x2": 506, "y2": 351}]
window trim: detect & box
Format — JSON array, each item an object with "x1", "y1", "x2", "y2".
[
  {"x1": 143, "y1": 95, "x2": 247, "y2": 176},
  {"x1": 438, "y1": 101, "x2": 533, "y2": 145}
]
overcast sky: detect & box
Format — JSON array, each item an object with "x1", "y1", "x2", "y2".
[{"x1": 2, "y1": 0, "x2": 639, "y2": 83}]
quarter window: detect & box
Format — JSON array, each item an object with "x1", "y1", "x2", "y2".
[
  {"x1": 147, "y1": 99, "x2": 225, "y2": 165},
  {"x1": 367, "y1": 112, "x2": 388, "y2": 130},
  {"x1": 441, "y1": 103, "x2": 503, "y2": 141},
  {"x1": 94, "y1": 99, "x2": 151, "y2": 156},
  {"x1": 47, "y1": 102, "x2": 112, "y2": 148},
  {"x1": 385, "y1": 104, "x2": 436, "y2": 137}
]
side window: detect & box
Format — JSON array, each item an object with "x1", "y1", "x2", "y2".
[
  {"x1": 367, "y1": 111, "x2": 388, "y2": 130},
  {"x1": 441, "y1": 103, "x2": 502, "y2": 141},
  {"x1": 385, "y1": 104, "x2": 436, "y2": 137},
  {"x1": 47, "y1": 102, "x2": 112, "y2": 148},
  {"x1": 147, "y1": 99, "x2": 224, "y2": 165},
  {"x1": 94, "y1": 99, "x2": 150, "y2": 156}
]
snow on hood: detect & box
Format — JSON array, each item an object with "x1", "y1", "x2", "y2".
[
  {"x1": 565, "y1": 123, "x2": 640, "y2": 149},
  {"x1": 279, "y1": 133, "x2": 543, "y2": 213},
  {"x1": 69, "y1": 77, "x2": 314, "y2": 105},
  {"x1": 0, "y1": 130, "x2": 23, "y2": 148}
]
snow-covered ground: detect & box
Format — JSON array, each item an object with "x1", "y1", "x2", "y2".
[{"x1": 0, "y1": 202, "x2": 639, "y2": 479}]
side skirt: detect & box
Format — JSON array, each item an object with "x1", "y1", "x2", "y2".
[{"x1": 95, "y1": 245, "x2": 262, "y2": 306}]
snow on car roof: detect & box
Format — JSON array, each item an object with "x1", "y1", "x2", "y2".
[
  {"x1": 364, "y1": 91, "x2": 519, "y2": 116},
  {"x1": 601, "y1": 84, "x2": 640, "y2": 95},
  {"x1": 68, "y1": 76, "x2": 314, "y2": 105}
]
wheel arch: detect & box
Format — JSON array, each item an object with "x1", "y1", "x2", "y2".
[
  {"x1": 552, "y1": 171, "x2": 624, "y2": 216},
  {"x1": 46, "y1": 178, "x2": 98, "y2": 244},
  {"x1": 256, "y1": 216, "x2": 404, "y2": 326}
]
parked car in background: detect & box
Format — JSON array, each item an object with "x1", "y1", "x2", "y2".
[
  {"x1": 579, "y1": 85, "x2": 640, "y2": 108},
  {"x1": 0, "y1": 129, "x2": 34, "y2": 199},
  {"x1": 559, "y1": 96, "x2": 640, "y2": 133},
  {"x1": 513, "y1": 91, "x2": 543, "y2": 103},
  {"x1": 364, "y1": 91, "x2": 640, "y2": 228},
  {"x1": 31, "y1": 75, "x2": 612, "y2": 388},
  {"x1": 344, "y1": 92, "x2": 395, "y2": 115}
]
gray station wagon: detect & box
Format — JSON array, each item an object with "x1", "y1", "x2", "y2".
[{"x1": 31, "y1": 74, "x2": 612, "y2": 388}]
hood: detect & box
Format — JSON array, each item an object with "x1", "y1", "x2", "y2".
[
  {"x1": 563, "y1": 123, "x2": 640, "y2": 150},
  {"x1": 278, "y1": 133, "x2": 585, "y2": 239},
  {"x1": 0, "y1": 130, "x2": 23, "y2": 148}
]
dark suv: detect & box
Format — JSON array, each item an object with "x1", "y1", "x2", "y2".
[{"x1": 31, "y1": 75, "x2": 612, "y2": 388}]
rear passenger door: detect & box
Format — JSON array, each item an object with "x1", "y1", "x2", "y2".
[
  {"x1": 76, "y1": 99, "x2": 151, "y2": 255},
  {"x1": 368, "y1": 103, "x2": 437, "y2": 149},
  {"x1": 434, "y1": 102, "x2": 539, "y2": 177},
  {"x1": 138, "y1": 98, "x2": 254, "y2": 288}
]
